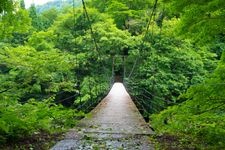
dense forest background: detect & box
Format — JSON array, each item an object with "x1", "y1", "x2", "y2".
[{"x1": 0, "y1": 0, "x2": 224, "y2": 149}]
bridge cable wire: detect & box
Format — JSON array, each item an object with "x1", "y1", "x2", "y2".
[
  {"x1": 51, "y1": 0, "x2": 91, "y2": 107},
  {"x1": 126, "y1": 0, "x2": 159, "y2": 114},
  {"x1": 127, "y1": 0, "x2": 158, "y2": 79},
  {"x1": 126, "y1": 82, "x2": 166, "y2": 114},
  {"x1": 79, "y1": 0, "x2": 161, "y2": 112},
  {"x1": 72, "y1": 0, "x2": 112, "y2": 110},
  {"x1": 81, "y1": 0, "x2": 112, "y2": 83},
  {"x1": 126, "y1": 80, "x2": 225, "y2": 113},
  {"x1": 81, "y1": 0, "x2": 99, "y2": 51}
]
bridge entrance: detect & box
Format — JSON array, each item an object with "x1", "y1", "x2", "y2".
[
  {"x1": 112, "y1": 56, "x2": 126, "y2": 83},
  {"x1": 114, "y1": 64, "x2": 123, "y2": 82}
]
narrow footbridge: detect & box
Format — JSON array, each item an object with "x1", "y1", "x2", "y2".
[{"x1": 52, "y1": 83, "x2": 154, "y2": 149}]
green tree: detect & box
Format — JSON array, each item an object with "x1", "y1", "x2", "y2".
[
  {"x1": 20, "y1": 0, "x2": 25, "y2": 9},
  {"x1": 163, "y1": 0, "x2": 225, "y2": 44},
  {"x1": 151, "y1": 51, "x2": 225, "y2": 148},
  {"x1": 149, "y1": 0, "x2": 225, "y2": 148},
  {"x1": 29, "y1": 4, "x2": 42, "y2": 30},
  {"x1": 0, "y1": 0, "x2": 14, "y2": 13},
  {"x1": 39, "y1": 8, "x2": 59, "y2": 29},
  {"x1": 0, "y1": 8, "x2": 32, "y2": 44},
  {"x1": 90, "y1": 0, "x2": 153, "y2": 34}
]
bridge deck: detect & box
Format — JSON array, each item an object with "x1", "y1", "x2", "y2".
[{"x1": 52, "y1": 83, "x2": 154, "y2": 149}]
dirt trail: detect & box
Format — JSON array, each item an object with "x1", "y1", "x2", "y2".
[{"x1": 51, "y1": 83, "x2": 154, "y2": 150}]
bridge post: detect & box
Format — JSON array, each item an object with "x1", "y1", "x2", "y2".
[
  {"x1": 110, "y1": 56, "x2": 115, "y2": 86},
  {"x1": 123, "y1": 55, "x2": 126, "y2": 82},
  {"x1": 122, "y1": 46, "x2": 129, "y2": 83}
]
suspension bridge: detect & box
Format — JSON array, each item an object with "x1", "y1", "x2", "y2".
[
  {"x1": 51, "y1": 0, "x2": 158, "y2": 149},
  {"x1": 52, "y1": 82, "x2": 154, "y2": 149}
]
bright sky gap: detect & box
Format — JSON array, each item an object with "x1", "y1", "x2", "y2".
[{"x1": 24, "y1": 0, "x2": 54, "y2": 8}]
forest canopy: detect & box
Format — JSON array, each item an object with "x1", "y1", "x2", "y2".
[{"x1": 0, "y1": 0, "x2": 224, "y2": 149}]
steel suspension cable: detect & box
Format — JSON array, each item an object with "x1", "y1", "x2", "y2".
[
  {"x1": 127, "y1": 0, "x2": 158, "y2": 80},
  {"x1": 81, "y1": 0, "x2": 99, "y2": 51},
  {"x1": 144, "y1": 0, "x2": 158, "y2": 39},
  {"x1": 81, "y1": 0, "x2": 112, "y2": 87}
]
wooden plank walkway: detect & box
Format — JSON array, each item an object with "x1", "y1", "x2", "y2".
[{"x1": 51, "y1": 83, "x2": 154, "y2": 150}]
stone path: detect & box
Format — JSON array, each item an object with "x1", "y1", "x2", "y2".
[{"x1": 51, "y1": 83, "x2": 154, "y2": 150}]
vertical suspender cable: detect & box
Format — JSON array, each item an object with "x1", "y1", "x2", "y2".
[
  {"x1": 81, "y1": 0, "x2": 99, "y2": 51},
  {"x1": 81, "y1": 0, "x2": 112, "y2": 96},
  {"x1": 81, "y1": 0, "x2": 112, "y2": 86},
  {"x1": 144, "y1": 0, "x2": 158, "y2": 39},
  {"x1": 127, "y1": 0, "x2": 158, "y2": 79}
]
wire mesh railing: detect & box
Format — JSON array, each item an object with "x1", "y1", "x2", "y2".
[{"x1": 124, "y1": 77, "x2": 225, "y2": 119}]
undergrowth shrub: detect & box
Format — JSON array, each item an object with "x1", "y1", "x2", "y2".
[
  {"x1": 0, "y1": 98, "x2": 84, "y2": 144},
  {"x1": 151, "y1": 52, "x2": 225, "y2": 149}
]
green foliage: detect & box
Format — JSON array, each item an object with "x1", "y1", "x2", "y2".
[
  {"x1": 151, "y1": 58, "x2": 225, "y2": 148},
  {"x1": 0, "y1": 98, "x2": 84, "y2": 144},
  {"x1": 20, "y1": 0, "x2": 25, "y2": 9},
  {"x1": 0, "y1": 8, "x2": 31, "y2": 43},
  {"x1": 1, "y1": 0, "x2": 223, "y2": 148},
  {"x1": 127, "y1": 35, "x2": 216, "y2": 113},
  {"x1": 0, "y1": 45, "x2": 77, "y2": 101},
  {"x1": 28, "y1": 5, "x2": 60, "y2": 31},
  {"x1": 28, "y1": 30, "x2": 56, "y2": 50},
  {"x1": 150, "y1": 1, "x2": 225, "y2": 148},
  {"x1": 77, "y1": 76, "x2": 109, "y2": 103},
  {"x1": 90, "y1": 0, "x2": 152, "y2": 33},
  {"x1": 163, "y1": 0, "x2": 225, "y2": 44},
  {"x1": 93, "y1": 18, "x2": 136, "y2": 55},
  {"x1": 39, "y1": 8, "x2": 59, "y2": 30},
  {"x1": 0, "y1": 0, "x2": 14, "y2": 13}
]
